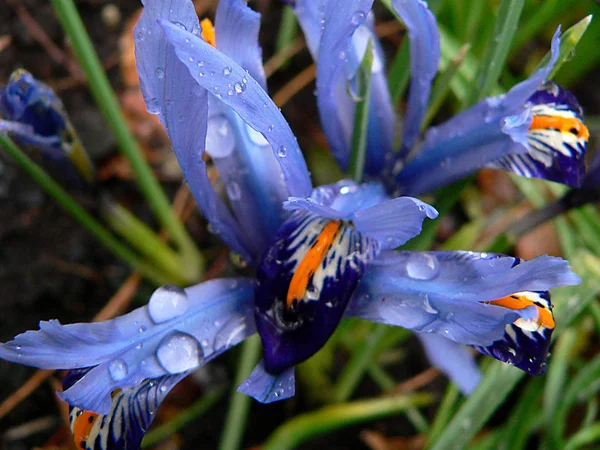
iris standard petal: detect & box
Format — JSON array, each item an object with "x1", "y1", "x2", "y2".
[
  {"x1": 391, "y1": 0, "x2": 440, "y2": 156},
  {"x1": 395, "y1": 29, "x2": 569, "y2": 195},
  {"x1": 416, "y1": 333, "x2": 481, "y2": 394},
  {"x1": 65, "y1": 369, "x2": 185, "y2": 450},
  {"x1": 351, "y1": 196, "x2": 438, "y2": 249},
  {"x1": 315, "y1": 0, "x2": 378, "y2": 170},
  {"x1": 347, "y1": 251, "x2": 579, "y2": 347},
  {"x1": 0, "y1": 279, "x2": 256, "y2": 414},
  {"x1": 214, "y1": 0, "x2": 266, "y2": 89},
  {"x1": 159, "y1": 19, "x2": 312, "y2": 198},
  {"x1": 135, "y1": 0, "x2": 252, "y2": 259},
  {"x1": 237, "y1": 360, "x2": 295, "y2": 403}
]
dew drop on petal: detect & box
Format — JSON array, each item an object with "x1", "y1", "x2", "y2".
[
  {"x1": 223, "y1": 66, "x2": 232, "y2": 76},
  {"x1": 148, "y1": 285, "x2": 189, "y2": 324},
  {"x1": 213, "y1": 317, "x2": 249, "y2": 353},
  {"x1": 406, "y1": 253, "x2": 440, "y2": 280},
  {"x1": 109, "y1": 359, "x2": 129, "y2": 381},
  {"x1": 234, "y1": 82, "x2": 245, "y2": 94},
  {"x1": 351, "y1": 11, "x2": 366, "y2": 24},
  {"x1": 147, "y1": 97, "x2": 160, "y2": 114},
  {"x1": 277, "y1": 145, "x2": 287, "y2": 157},
  {"x1": 206, "y1": 115, "x2": 235, "y2": 158},
  {"x1": 226, "y1": 181, "x2": 242, "y2": 200},
  {"x1": 155, "y1": 68, "x2": 164, "y2": 79},
  {"x1": 157, "y1": 332, "x2": 203, "y2": 374}
]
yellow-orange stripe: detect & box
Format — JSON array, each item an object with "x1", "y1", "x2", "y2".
[
  {"x1": 488, "y1": 295, "x2": 555, "y2": 328},
  {"x1": 72, "y1": 410, "x2": 99, "y2": 449},
  {"x1": 286, "y1": 221, "x2": 342, "y2": 308},
  {"x1": 530, "y1": 115, "x2": 589, "y2": 140},
  {"x1": 200, "y1": 18, "x2": 216, "y2": 47}
]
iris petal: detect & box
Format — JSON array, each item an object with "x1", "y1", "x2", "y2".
[
  {"x1": 347, "y1": 251, "x2": 579, "y2": 347},
  {"x1": 237, "y1": 361, "x2": 295, "y2": 403},
  {"x1": 416, "y1": 333, "x2": 481, "y2": 394},
  {"x1": 391, "y1": 0, "x2": 440, "y2": 155},
  {"x1": 214, "y1": 0, "x2": 267, "y2": 90},
  {"x1": 159, "y1": 19, "x2": 312, "y2": 198},
  {"x1": 0, "y1": 279, "x2": 256, "y2": 413},
  {"x1": 135, "y1": 0, "x2": 252, "y2": 259},
  {"x1": 396, "y1": 28, "x2": 564, "y2": 195}
]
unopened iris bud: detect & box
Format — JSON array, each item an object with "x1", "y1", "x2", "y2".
[{"x1": 0, "y1": 69, "x2": 95, "y2": 185}]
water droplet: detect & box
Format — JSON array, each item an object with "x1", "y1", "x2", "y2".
[
  {"x1": 188, "y1": 56, "x2": 195, "y2": 62},
  {"x1": 422, "y1": 296, "x2": 438, "y2": 314},
  {"x1": 201, "y1": 339, "x2": 209, "y2": 347},
  {"x1": 174, "y1": 22, "x2": 187, "y2": 30},
  {"x1": 226, "y1": 181, "x2": 242, "y2": 200},
  {"x1": 160, "y1": 385, "x2": 168, "y2": 393},
  {"x1": 136, "y1": 343, "x2": 143, "y2": 350},
  {"x1": 406, "y1": 253, "x2": 440, "y2": 280},
  {"x1": 139, "y1": 325, "x2": 147, "y2": 333},
  {"x1": 206, "y1": 115, "x2": 235, "y2": 158},
  {"x1": 156, "y1": 332, "x2": 203, "y2": 374},
  {"x1": 198, "y1": 71, "x2": 205, "y2": 77},
  {"x1": 234, "y1": 82, "x2": 245, "y2": 94},
  {"x1": 246, "y1": 124, "x2": 269, "y2": 146},
  {"x1": 223, "y1": 66, "x2": 232, "y2": 76},
  {"x1": 351, "y1": 11, "x2": 365, "y2": 25},
  {"x1": 155, "y1": 67, "x2": 164, "y2": 79},
  {"x1": 213, "y1": 317, "x2": 249, "y2": 352},
  {"x1": 268, "y1": 124, "x2": 275, "y2": 132},
  {"x1": 147, "y1": 97, "x2": 160, "y2": 114},
  {"x1": 338, "y1": 50, "x2": 347, "y2": 60},
  {"x1": 109, "y1": 359, "x2": 129, "y2": 381},
  {"x1": 148, "y1": 285, "x2": 189, "y2": 324},
  {"x1": 277, "y1": 145, "x2": 287, "y2": 157}
]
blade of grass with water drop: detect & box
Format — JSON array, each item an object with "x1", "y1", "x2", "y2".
[{"x1": 348, "y1": 39, "x2": 373, "y2": 183}]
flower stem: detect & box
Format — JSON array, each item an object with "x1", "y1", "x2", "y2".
[
  {"x1": 50, "y1": 0, "x2": 203, "y2": 280},
  {"x1": 219, "y1": 335, "x2": 262, "y2": 450},
  {"x1": 262, "y1": 393, "x2": 433, "y2": 450},
  {"x1": 0, "y1": 135, "x2": 170, "y2": 286}
]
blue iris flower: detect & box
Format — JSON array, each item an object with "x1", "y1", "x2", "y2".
[
  {"x1": 0, "y1": 69, "x2": 94, "y2": 184},
  {"x1": 0, "y1": 0, "x2": 582, "y2": 448}
]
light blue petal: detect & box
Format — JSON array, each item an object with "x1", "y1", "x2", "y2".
[
  {"x1": 237, "y1": 360, "x2": 295, "y2": 403},
  {"x1": 352, "y1": 197, "x2": 438, "y2": 249},
  {"x1": 0, "y1": 279, "x2": 256, "y2": 414},
  {"x1": 315, "y1": 0, "x2": 376, "y2": 170},
  {"x1": 135, "y1": 0, "x2": 252, "y2": 259},
  {"x1": 392, "y1": 0, "x2": 440, "y2": 156},
  {"x1": 0, "y1": 120, "x2": 61, "y2": 152},
  {"x1": 159, "y1": 19, "x2": 312, "y2": 198},
  {"x1": 395, "y1": 28, "x2": 561, "y2": 195},
  {"x1": 214, "y1": 0, "x2": 267, "y2": 90},
  {"x1": 347, "y1": 251, "x2": 579, "y2": 347},
  {"x1": 417, "y1": 333, "x2": 480, "y2": 394}
]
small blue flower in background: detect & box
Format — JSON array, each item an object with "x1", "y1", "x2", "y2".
[
  {"x1": 0, "y1": 69, "x2": 95, "y2": 184},
  {"x1": 0, "y1": 0, "x2": 586, "y2": 448}
]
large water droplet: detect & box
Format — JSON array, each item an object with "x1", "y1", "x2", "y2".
[
  {"x1": 277, "y1": 145, "x2": 287, "y2": 157},
  {"x1": 351, "y1": 11, "x2": 366, "y2": 24},
  {"x1": 213, "y1": 317, "x2": 249, "y2": 353},
  {"x1": 157, "y1": 332, "x2": 203, "y2": 374},
  {"x1": 406, "y1": 253, "x2": 440, "y2": 280},
  {"x1": 148, "y1": 285, "x2": 189, "y2": 324},
  {"x1": 205, "y1": 115, "x2": 236, "y2": 158},
  {"x1": 109, "y1": 359, "x2": 129, "y2": 381}
]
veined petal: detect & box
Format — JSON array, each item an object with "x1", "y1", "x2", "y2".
[
  {"x1": 65, "y1": 369, "x2": 185, "y2": 450},
  {"x1": 237, "y1": 360, "x2": 295, "y2": 403},
  {"x1": 395, "y1": 29, "x2": 565, "y2": 196},
  {"x1": 135, "y1": 0, "x2": 252, "y2": 259},
  {"x1": 351, "y1": 196, "x2": 438, "y2": 249},
  {"x1": 255, "y1": 210, "x2": 380, "y2": 374},
  {"x1": 159, "y1": 19, "x2": 312, "y2": 198},
  {"x1": 392, "y1": 0, "x2": 440, "y2": 156},
  {"x1": 348, "y1": 251, "x2": 579, "y2": 347},
  {"x1": 416, "y1": 333, "x2": 480, "y2": 394},
  {"x1": 487, "y1": 82, "x2": 588, "y2": 187},
  {"x1": 214, "y1": 0, "x2": 266, "y2": 89},
  {"x1": 0, "y1": 279, "x2": 256, "y2": 414}
]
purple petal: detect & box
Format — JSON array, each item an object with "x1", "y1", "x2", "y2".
[
  {"x1": 395, "y1": 28, "x2": 562, "y2": 195},
  {"x1": 0, "y1": 278, "x2": 256, "y2": 414},
  {"x1": 416, "y1": 333, "x2": 480, "y2": 394},
  {"x1": 347, "y1": 251, "x2": 579, "y2": 347},
  {"x1": 65, "y1": 370, "x2": 185, "y2": 448},
  {"x1": 159, "y1": 19, "x2": 312, "y2": 198},
  {"x1": 214, "y1": 0, "x2": 267, "y2": 90},
  {"x1": 351, "y1": 196, "x2": 438, "y2": 249},
  {"x1": 135, "y1": 0, "x2": 252, "y2": 259},
  {"x1": 315, "y1": 0, "x2": 376, "y2": 170},
  {"x1": 392, "y1": 0, "x2": 440, "y2": 156},
  {"x1": 237, "y1": 361, "x2": 295, "y2": 403}
]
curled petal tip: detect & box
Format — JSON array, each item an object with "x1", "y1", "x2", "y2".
[{"x1": 237, "y1": 361, "x2": 295, "y2": 403}]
